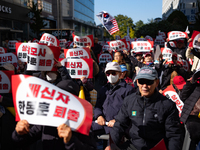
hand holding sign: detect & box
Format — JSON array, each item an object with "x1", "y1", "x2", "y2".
[
  {"x1": 15, "y1": 120, "x2": 30, "y2": 135},
  {"x1": 57, "y1": 123, "x2": 72, "y2": 143}
]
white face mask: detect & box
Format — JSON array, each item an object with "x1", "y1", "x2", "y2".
[
  {"x1": 46, "y1": 72, "x2": 57, "y2": 82},
  {"x1": 107, "y1": 74, "x2": 119, "y2": 84}
]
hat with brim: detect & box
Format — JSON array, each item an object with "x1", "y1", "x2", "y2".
[
  {"x1": 0, "y1": 63, "x2": 15, "y2": 71},
  {"x1": 105, "y1": 62, "x2": 121, "y2": 73},
  {"x1": 135, "y1": 66, "x2": 158, "y2": 80},
  {"x1": 173, "y1": 76, "x2": 186, "y2": 90},
  {"x1": 120, "y1": 64, "x2": 128, "y2": 72}
]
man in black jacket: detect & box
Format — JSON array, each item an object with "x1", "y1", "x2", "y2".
[{"x1": 110, "y1": 66, "x2": 182, "y2": 150}]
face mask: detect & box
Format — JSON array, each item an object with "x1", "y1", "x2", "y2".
[
  {"x1": 107, "y1": 74, "x2": 119, "y2": 84},
  {"x1": 46, "y1": 72, "x2": 57, "y2": 82}
]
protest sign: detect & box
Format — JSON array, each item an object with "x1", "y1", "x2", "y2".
[
  {"x1": 60, "y1": 58, "x2": 93, "y2": 79},
  {"x1": 0, "y1": 47, "x2": 7, "y2": 54},
  {"x1": 102, "y1": 44, "x2": 112, "y2": 53},
  {"x1": 168, "y1": 31, "x2": 188, "y2": 41},
  {"x1": 39, "y1": 33, "x2": 60, "y2": 47},
  {"x1": 64, "y1": 48, "x2": 91, "y2": 59},
  {"x1": 72, "y1": 33, "x2": 94, "y2": 48},
  {"x1": 98, "y1": 53, "x2": 113, "y2": 63},
  {"x1": 163, "y1": 85, "x2": 184, "y2": 117},
  {"x1": 12, "y1": 75, "x2": 93, "y2": 135},
  {"x1": 0, "y1": 53, "x2": 18, "y2": 68},
  {"x1": 0, "y1": 70, "x2": 14, "y2": 93},
  {"x1": 59, "y1": 39, "x2": 67, "y2": 48},
  {"x1": 136, "y1": 38, "x2": 146, "y2": 41},
  {"x1": 8, "y1": 40, "x2": 18, "y2": 50},
  {"x1": 107, "y1": 39, "x2": 127, "y2": 51},
  {"x1": 115, "y1": 35, "x2": 121, "y2": 40},
  {"x1": 131, "y1": 41, "x2": 153, "y2": 53},
  {"x1": 189, "y1": 30, "x2": 200, "y2": 48},
  {"x1": 154, "y1": 36, "x2": 165, "y2": 47},
  {"x1": 124, "y1": 36, "x2": 131, "y2": 42},
  {"x1": 182, "y1": 59, "x2": 190, "y2": 72},
  {"x1": 158, "y1": 31, "x2": 166, "y2": 39},
  {"x1": 161, "y1": 47, "x2": 173, "y2": 61},
  {"x1": 16, "y1": 43, "x2": 60, "y2": 71},
  {"x1": 145, "y1": 35, "x2": 153, "y2": 41}
]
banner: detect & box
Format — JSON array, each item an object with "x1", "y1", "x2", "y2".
[
  {"x1": 60, "y1": 58, "x2": 93, "y2": 79},
  {"x1": 168, "y1": 31, "x2": 188, "y2": 41},
  {"x1": 0, "y1": 53, "x2": 18, "y2": 68},
  {"x1": 0, "y1": 47, "x2": 7, "y2": 54},
  {"x1": 98, "y1": 53, "x2": 113, "y2": 63},
  {"x1": 154, "y1": 36, "x2": 165, "y2": 47},
  {"x1": 123, "y1": 36, "x2": 131, "y2": 42},
  {"x1": 72, "y1": 33, "x2": 94, "y2": 48},
  {"x1": 107, "y1": 39, "x2": 127, "y2": 51},
  {"x1": 16, "y1": 43, "x2": 60, "y2": 71},
  {"x1": 96, "y1": 11, "x2": 119, "y2": 35},
  {"x1": 39, "y1": 33, "x2": 60, "y2": 47},
  {"x1": 0, "y1": 70, "x2": 14, "y2": 93},
  {"x1": 102, "y1": 45, "x2": 112, "y2": 53},
  {"x1": 131, "y1": 41, "x2": 153, "y2": 53},
  {"x1": 189, "y1": 30, "x2": 200, "y2": 48},
  {"x1": 163, "y1": 85, "x2": 184, "y2": 117},
  {"x1": 64, "y1": 48, "x2": 91, "y2": 59},
  {"x1": 12, "y1": 75, "x2": 93, "y2": 135},
  {"x1": 8, "y1": 40, "x2": 18, "y2": 50},
  {"x1": 59, "y1": 39, "x2": 67, "y2": 48}
]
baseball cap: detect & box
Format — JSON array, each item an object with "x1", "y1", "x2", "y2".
[
  {"x1": 135, "y1": 52, "x2": 143, "y2": 56},
  {"x1": 56, "y1": 79, "x2": 80, "y2": 96},
  {"x1": 144, "y1": 53, "x2": 152, "y2": 58},
  {"x1": 105, "y1": 62, "x2": 121, "y2": 73},
  {"x1": 173, "y1": 76, "x2": 186, "y2": 90},
  {"x1": 135, "y1": 66, "x2": 158, "y2": 80},
  {"x1": 120, "y1": 64, "x2": 128, "y2": 72},
  {"x1": 0, "y1": 63, "x2": 15, "y2": 71}
]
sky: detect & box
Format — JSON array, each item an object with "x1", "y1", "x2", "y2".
[{"x1": 94, "y1": 0, "x2": 162, "y2": 25}]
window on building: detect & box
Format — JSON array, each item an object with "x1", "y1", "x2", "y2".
[
  {"x1": 192, "y1": 2, "x2": 196, "y2": 8},
  {"x1": 43, "y1": 1, "x2": 52, "y2": 14}
]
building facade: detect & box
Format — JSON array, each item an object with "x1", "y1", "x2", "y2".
[
  {"x1": 162, "y1": 0, "x2": 197, "y2": 24},
  {"x1": 0, "y1": 0, "x2": 30, "y2": 45}
]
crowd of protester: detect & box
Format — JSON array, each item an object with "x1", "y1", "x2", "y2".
[{"x1": 0, "y1": 32, "x2": 200, "y2": 150}]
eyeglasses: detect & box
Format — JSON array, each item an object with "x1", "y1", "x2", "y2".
[
  {"x1": 106, "y1": 72, "x2": 117, "y2": 76},
  {"x1": 138, "y1": 79, "x2": 155, "y2": 85}
]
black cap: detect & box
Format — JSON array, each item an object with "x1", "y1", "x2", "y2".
[{"x1": 56, "y1": 80, "x2": 80, "y2": 96}]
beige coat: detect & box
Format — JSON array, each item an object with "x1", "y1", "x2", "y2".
[{"x1": 185, "y1": 47, "x2": 199, "y2": 72}]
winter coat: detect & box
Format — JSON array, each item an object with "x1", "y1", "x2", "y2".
[
  {"x1": 12, "y1": 125, "x2": 96, "y2": 150},
  {"x1": 110, "y1": 89, "x2": 182, "y2": 150},
  {"x1": 93, "y1": 79, "x2": 135, "y2": 133},
  {"x1": 180, "y1": 81, "x2": 200, "y2": 123}
]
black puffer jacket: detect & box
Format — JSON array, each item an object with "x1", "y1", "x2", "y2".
[
  {"x1": 110, "y1": 89, "x2": 181, "y2": 150},
  {"x1": 180, "y1": 81, "x2": 200, "y2": 123},
  {"x1": 12, "y1": 125, "x2": 96, "y2": 150}
]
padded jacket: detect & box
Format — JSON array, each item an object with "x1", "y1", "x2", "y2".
[{"x1": 110, "y1": 89, "x2": 181, "y2": 150}]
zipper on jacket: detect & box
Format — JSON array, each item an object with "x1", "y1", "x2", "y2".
[{"x1": 143, "y1": 99, "x2": 146, "y2": 125}]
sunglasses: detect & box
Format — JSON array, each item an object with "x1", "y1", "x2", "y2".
[
  {"x1": 138, "y1": 79, "x2": 155, "y2": 85},
  {"x1": 106, "y1": 72, "x2": 117, "y2": 76}
]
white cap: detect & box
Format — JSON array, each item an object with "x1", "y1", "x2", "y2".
[{"x1": 105, "y1": 62, "x2": 121, "y2": 73}]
